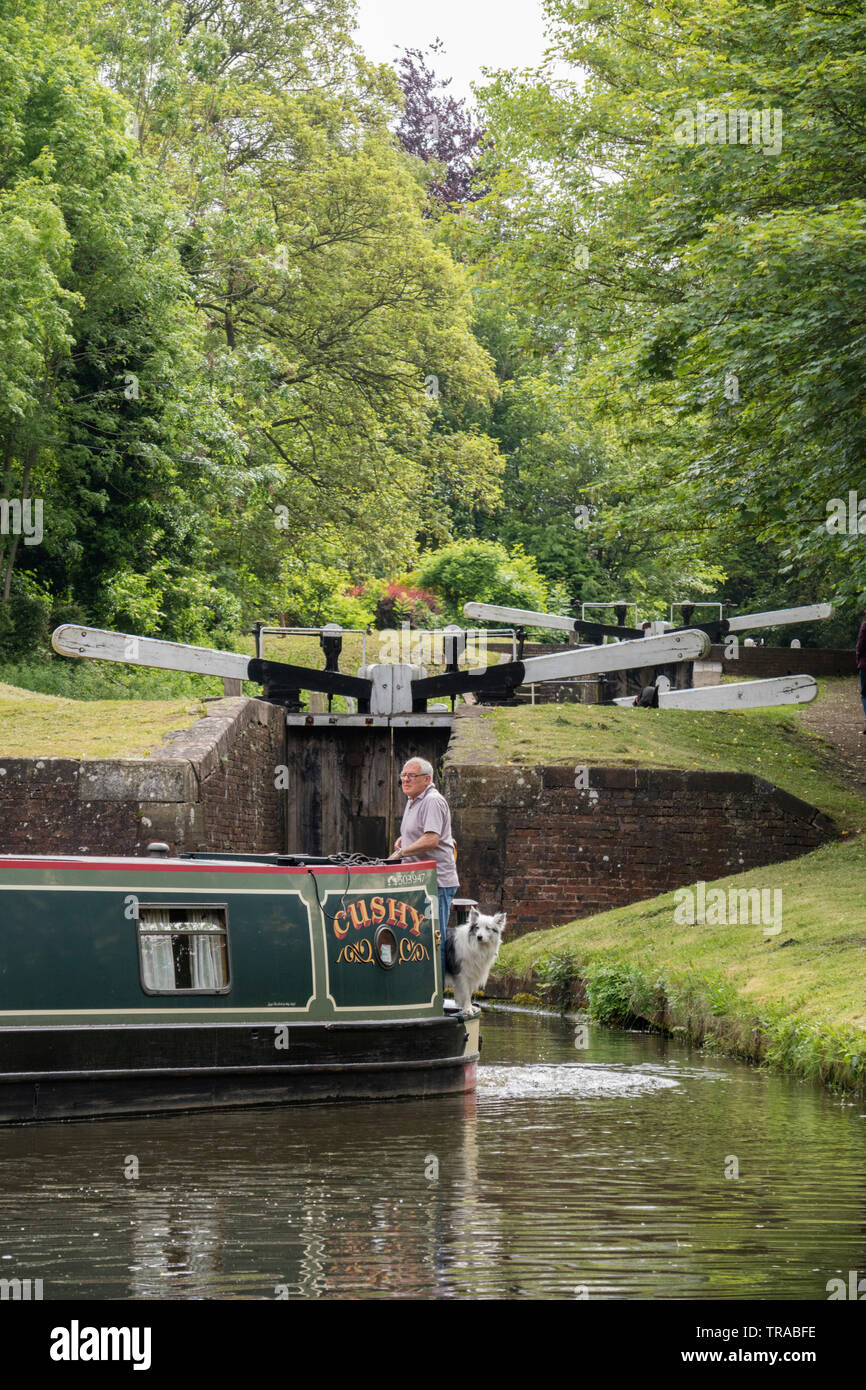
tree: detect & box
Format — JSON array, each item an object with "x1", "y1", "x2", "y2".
[
  {"x1": 414, "y1": 537, "x2": 560, "y2": 623},
  {"x1": 394, "y1": 41, "x2": 488, "y2": 206},
  {"x1": 0, "y1": 1, "x2": 238, "y2": 648},
  {"x1": 468, "y1": 0, "x2": 866, "y2": 617},
  {"x1": 83, "y1": 1, "x2": 503, "y2": 616}
]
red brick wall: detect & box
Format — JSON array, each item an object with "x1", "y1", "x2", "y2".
[
  {"x1": 443, "y1": 763, "x2": 835, "y2": 935},
  {"x1": 0, "y1": 758, "x2": 136, "y2": 855},
  {"x1": 710, "y1": 645, "x2": 853, "y2": 678},
  {"x1": 160, "y1": 698, "x2": 286, "y2": 852}
]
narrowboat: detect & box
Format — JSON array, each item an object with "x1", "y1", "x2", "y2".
[{"x1": 0, "y1": 849, "x2": 480, "y2": 1123}]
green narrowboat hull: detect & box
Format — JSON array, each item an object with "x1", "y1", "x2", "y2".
[{"x1": 0, "y1": 853, "x2": 479, "y2": 1123}]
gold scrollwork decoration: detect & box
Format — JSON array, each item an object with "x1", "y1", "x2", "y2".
[
  {"x1": 337, "y1": 939, "x2": 375, "y2": 965},
  {"x1": 399, "y1": 938, "x2": 429, "y2": 963},
  {"x1": 336, "y1": 936, "x2": 430, "y2": 966}
]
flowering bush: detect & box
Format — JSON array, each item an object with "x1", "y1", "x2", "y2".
[{"x1": 373, "y1": 582, "x2": 442, "y2": 628}]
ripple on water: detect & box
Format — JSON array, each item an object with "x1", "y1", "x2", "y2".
[{"x1": 477, "y1": 1063, "x2": 682, "y2": 1099}]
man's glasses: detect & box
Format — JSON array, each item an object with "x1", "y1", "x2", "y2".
[{"x1": 400, "y1": 773, "x2": 426, "y2": 780}]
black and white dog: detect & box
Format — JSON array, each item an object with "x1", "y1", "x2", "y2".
[{"x1": 445, "y1": 906, "x2": 506, "y2": 1011}]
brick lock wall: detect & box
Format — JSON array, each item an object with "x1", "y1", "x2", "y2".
[
  {"x1": 0, "y1": 698, "x2": 286, "y2": 857},
  {"x1": 443, "y1": 763, "x2": 835, "y2": 936},
  {"x1": 159, "y1": 698, "x2": 286, "y2": 853},
  {"x1": 0, "y1": 693, "x2": 838, "y2": 930},
  {"x1": 0, "y1": 758, "x2": 141, "y2": 855},
  {"x1": 710, "y1": 645, "x2": 854, "y2": 678}
]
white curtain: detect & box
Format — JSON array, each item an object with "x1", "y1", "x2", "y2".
[
  {"x1": 187, "y1": 912, "x2": 227, "y2": 989},
  {"x1": 139, "y1": 909, "x2": 176, "y2": 990},
  {"x1": 139, "y1": 909, "x2": 227, "y2": 991}
]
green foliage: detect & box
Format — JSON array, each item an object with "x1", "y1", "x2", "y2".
[
  {"x1": 469, "y1": 0, "x2": 866, "y2": 619},
  {"x1": 535, "y1": 947, "x2": 582, "y2": 1012},
  {"x1": 414, "y1": 538, "x2": 554, "y2": 622},
  {"x1": 583, "y1": 959, "x2": 655, "y2": 1027},
  {"x1": 0, "y1": 655, "x2": 227, "y2": 701},
  {"x1": 763, "y1": 1014, "x2": 866, "y2": 1092},
  {"x1": 91, "y1": 0, "x2": 503, "y2": 602},
  {"x1": 0, "y1": 573, "x2": 52, "y2": 658},
  {"x1": 0, "y1": 0, "x2": 506, "y2": 652},
  {"x1": 280, "y1": 563, "x2": 379, "y2": 629},
  {"x1": 6, "y1": 0, "x2": 862, "y2": 662}
]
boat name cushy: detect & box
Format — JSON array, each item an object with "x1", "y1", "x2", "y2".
[{"x1": 332, "y1": 895, "x2": 427, "y2": 940}]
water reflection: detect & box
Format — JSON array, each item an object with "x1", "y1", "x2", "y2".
[{"x1": 0, "y1": 1009, "x2": 864, "y2": 1299}]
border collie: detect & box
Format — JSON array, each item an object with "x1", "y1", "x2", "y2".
[{"x1": 445, "y1": 907, "x2": 506, "y2": 1011}]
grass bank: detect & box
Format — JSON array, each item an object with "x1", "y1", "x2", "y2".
[
  {"x1": 0, "y1": 683, "x2": 208, "y2": 758},
  {"x1": 493, "y1": 835, "x2": 866, "y2": 1093},
  {"x1": 479, "y1": 694, "x2": 866, "y2": 834}
]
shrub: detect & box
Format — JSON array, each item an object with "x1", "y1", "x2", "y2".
[
  {"x1": 0, "y1": 572, "x2": 52, "y2": 658},
  {"x1": 413, "y1": 539, "x2": 554, "y2": 623},
  {"x1": 536, "y1": 948, "x2": 583, "y2": 1012},
  {"x1": 370, "y1": 582, "x2": 441, "y2": 629},
  {"x1": 281, "y1": 564, "x2": 378, "y2": 629},
  {"x1": 583, "y1": 959, "x2": 654, "y2": 1027}
]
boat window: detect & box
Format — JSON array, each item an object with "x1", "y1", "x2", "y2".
[{"x1": 138, "y1": 906, "x2": 230, "y2": 994}]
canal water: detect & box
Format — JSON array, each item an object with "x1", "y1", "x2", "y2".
[{"x1": 1, "y1": 1008, "x2": 863, "y2": 1300}]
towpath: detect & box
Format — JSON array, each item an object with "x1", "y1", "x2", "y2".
[{"x1": 797, "y1": 676, "x2": 866, "y2": 798}]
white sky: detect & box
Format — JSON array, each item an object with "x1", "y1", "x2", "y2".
[{"x1": 353, "y1": 0, "x2": 553, "y2": 107}]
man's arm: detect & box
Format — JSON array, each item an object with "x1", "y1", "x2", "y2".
[{"x1": 387, "y1": 830, "x2": 440, "y2": 862}]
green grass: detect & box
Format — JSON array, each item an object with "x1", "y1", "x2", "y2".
[
  {"x1": 494, "y1": 835, "x2": 866, "y2": 1091},
  {"x1": 0, "y1": 683, "x2": 209, "y2": 758},
  {"x1": 478, "y1": 695, "x2": 866, "y2": 833},
  {"x1": 0, "y1": 657, "x2": 230, "y2": 702}
]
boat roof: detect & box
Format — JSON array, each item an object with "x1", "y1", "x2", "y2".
[{"x1": 0, "y1": 853, "x2": 437, "y2": 876}]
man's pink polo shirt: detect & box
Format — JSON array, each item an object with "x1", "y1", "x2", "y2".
[{"x1": 400, "y1": 783, "x2": 459, "y2": 888}]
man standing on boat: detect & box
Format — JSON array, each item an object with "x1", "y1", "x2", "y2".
[{"x1": 388, "y1": 758, "x2": 459, "y2": 981}]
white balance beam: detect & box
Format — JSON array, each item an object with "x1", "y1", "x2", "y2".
[
  {"x1": 612, "y1": 675, "x2": 818, "y2": 710},
  {"x1": 520, "y1": 629, "x2": 710, "y2": 682},
  {"x1": 51, "y1": 625, "x2": 251, "y2": 681},
  {"x1": 462, "y1": 602, "x2": 575, "y2": 632},
  {"x1": 726, "y1": 604, "x2": 832, "y2": 632}
]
